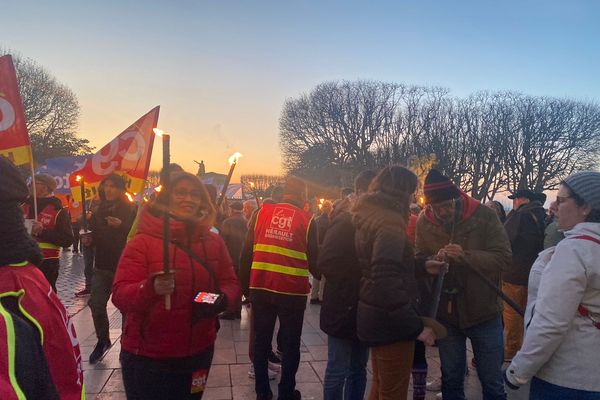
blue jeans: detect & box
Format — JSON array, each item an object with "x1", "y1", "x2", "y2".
[
  {"x1": 530, "y1": 377, "x2": 600, "y2": 400},
  {"x1": 438, "y1": 316, "x2": 506, "y2": 400},
  {"x1": 323, "y1": 336, "x2": 369, "y2": 400}
]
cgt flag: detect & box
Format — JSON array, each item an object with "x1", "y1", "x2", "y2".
[
  {"x1": 69, "y1": 106, "x2": 160, "y2": 202},
  {"x1": 0, "y1": 54, "x2": 32, "y2": 165}
]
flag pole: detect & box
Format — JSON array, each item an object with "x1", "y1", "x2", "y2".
[{"x1": 28, "y1": 147, "x2": 38, "y2": 217}]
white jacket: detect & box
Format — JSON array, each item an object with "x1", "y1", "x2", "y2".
[{"x1": 507, "y1": 222, "x2": 600, "y2": 392}]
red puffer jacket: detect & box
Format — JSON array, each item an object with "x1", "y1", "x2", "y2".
[{"x1": 112, "y1": 206, "x2": 241, "y2": 359}]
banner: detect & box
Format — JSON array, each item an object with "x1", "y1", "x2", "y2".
[
  {"x1": 0, "y1": 54, "x2": 32, "y2": 165},
  {"x1": 69, "y1": 106, "x2": 160, "y2": 201}
]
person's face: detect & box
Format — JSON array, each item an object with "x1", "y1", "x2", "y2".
[
  {"x1": 32, "y1": 180, "x2": 50, "y2": 197},
  {"x1": 103, "y1": 180, "x2": 123, "y2": 202},
  {"x1": 513, "y1": 197, "x2": 529, "y2": 209},
  {"x1": 430, "y1": 198, "x2": 456, "y2": 223},
  {"x1": 170, "y1": 179, "x2": 202, "y2": 219},
  {"x1": 555, "y1": 185, "x2": 591, "y2": 231}
]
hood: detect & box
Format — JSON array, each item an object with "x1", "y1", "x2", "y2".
[
  {"x1": 423, "y1": 191, "x2": 481, "y2": 226},
  {"x1": 25, "y1": 196, "x2": 63, "y2": 214},
  {"x1": 564, "y1": 222, "x2": 600, "y2": 240},
  {"x1": 136, "y1": 204, "x2": 211, "y2": 244},
  {"x1": 352, "y1": 192, "x2": 408, "y2": 232}
]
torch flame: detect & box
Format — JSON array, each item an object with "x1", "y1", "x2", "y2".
[
  {"x1": 75, "y1": 175, "x2": 82, "y2": 182},
  {"x1": 155, "y1": 185, "x2": 162, "y2": 193},
  {"x1": 125, "y1": 192, "x2": 134, "y2": 203},
  {"x1": 228, "y1": 152, "x2": 242, "y2": 166},
  {"x1": 249, "y1": 181, "x2": 255, "y2": 189},
  {"x1": 153, "y1": 128, "x2": 165, "y2": 137}
]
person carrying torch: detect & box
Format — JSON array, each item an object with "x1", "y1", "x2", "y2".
[
  {"x1": 112, "y1": 171, "x2": 240, "y2": 399},
  {"x1": 415, "y1": 169, "x2": 512, "y2": 400}
]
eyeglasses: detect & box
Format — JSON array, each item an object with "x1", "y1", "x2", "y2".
[
  {"x1": 173, "y1": 190, "x2": 202, "y2": 200},
  {"x1": 555, "y1": 195, "x2": 572, "y2": 205}
]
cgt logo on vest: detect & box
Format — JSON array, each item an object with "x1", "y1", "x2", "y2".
[{"x1": 265, "y1": 207, "x2": 296, "y2": 242}]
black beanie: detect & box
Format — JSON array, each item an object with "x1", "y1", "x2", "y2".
[
  {"x1": 0, "y1": 157, "x2": 43, "y2": 266},
  {"x1": 424, "y1": 169, "x2": 461, "y2": 204}
]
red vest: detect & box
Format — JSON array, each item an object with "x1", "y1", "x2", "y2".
[
  {"x1": 0, "y1": 262, "x2": 84, "y2": 399},
  {"x1": 23, "y1": 202, "x2": 61, "y2": 259},
  {"x1": 250, "y1": 203, "x2": 312, "y2": 296}
]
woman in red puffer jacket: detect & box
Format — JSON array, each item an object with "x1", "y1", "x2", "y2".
[{"x1": 112, "y1": 172, "x2": 240, "y2": 400}]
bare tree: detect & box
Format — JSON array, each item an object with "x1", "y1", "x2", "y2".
[
  {"x1": 279, "y1": 79, "x2": 600, "y2": 196},
  {"x1": 2, "y1": 48, "x2": 92, "y2": 163}
]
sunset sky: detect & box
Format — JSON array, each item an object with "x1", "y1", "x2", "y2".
[{"x1": 2, "y1": 1, "x2": 599, "y2": 182}]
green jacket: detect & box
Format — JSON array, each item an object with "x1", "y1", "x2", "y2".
[{"x1": 415, "y1": 194, "x2": 512, "y2": 329}]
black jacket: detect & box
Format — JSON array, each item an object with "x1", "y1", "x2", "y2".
[
  {"x1": 90, "y1": 197, "x2": 136, "y2": 272},
  {"x1": 318, "y1": 200, "x2": 361, "y2": 340},
  {"x1": 353, "y1": 193, "x2": 423, "y2": 346},
  {"x1": 503, "y1": 201, "x2": 546, "y2": 285},
  {"x1": 220, "y1": 211, "x2": 248, "y2": 267}
]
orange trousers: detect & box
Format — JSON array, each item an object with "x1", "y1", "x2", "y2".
[
  {"x1": 502, "y1": 281, "x2": 528, "y2": 360},
  {"x1": 368, "y1": 341, "x2": 415, "y2": 400}
]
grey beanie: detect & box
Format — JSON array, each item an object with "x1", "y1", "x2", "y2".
[{"x1": 564, "y1": 171, "x2": 600, "y2": 210}]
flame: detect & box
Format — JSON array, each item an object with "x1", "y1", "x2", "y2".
[
  {"x1": 75, "y1": 175, "x2": 82, "y2": 182},
  {"x1": 153, "y1": 128, "x2": 165, "y2": 137},
  {"x1": 154, "y1": 185, "x2": 162, "y2": 193},
  {"x1": 143, "y1": 196, "x2": 149, "y2": 203},
  {"x1": 249, "y1": 181, "x2": 255, "y2": 189},
  {"x1": 419, "y1": 196, "x2": 425, "y2": 205},
  {"x1": 228, "y1": 152, "x2": 242, "y2": 165},
  {"x1": 319, "y1": 198, "x2": 325, "y2": 204},
  {"x1": 125, "y1": 192, "x2": 134, "y2": 203}
]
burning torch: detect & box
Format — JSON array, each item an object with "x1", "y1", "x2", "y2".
[{"x1": 216, "y1": 152, "x2": 242, "y2": 208}]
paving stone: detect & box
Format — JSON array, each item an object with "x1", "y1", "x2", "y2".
[
  {"x1": 296, "y1": 362, "x2": 320, "y2": 383},
  {"x1": 213, "y1": 348, "x2": 237, "y2": 365},
  {"x1": 307, "y1": 345, "x2": 328, "y2": 361},
  {"x1": 102, "y1": 369, "x2": 125, "y2": 392},
  {"x1": 95, "y1": 392, "x2": 128, "y2": 400},
  {"x1": 84, "y1": 368, "x2": 114, "y2": 394},
  {"x1": 207, "y1": 364, "x2": 231, "y2": 388},
  {"x1": 204, "y1": 386, "x2": 233, "y2": 400}
]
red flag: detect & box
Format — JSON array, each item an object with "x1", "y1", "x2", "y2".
[
  {"x1": 0, "y1": 54, "x2": 32, "y2": 165},
  {"x1": 69, "y1": 107, "x2": 160, "y2": 201}
]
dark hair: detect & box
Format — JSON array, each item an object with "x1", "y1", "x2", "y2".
[
  {"x1": 491, "y1": 200, "x2": 507, "y2": 223},
  {"x1": 369, "y1": 165, "x2": 417, "y2": 216},
  {"x1": 160, "y1": 163, "x2": 184, "y2": 185},
  {"x1": 354, "y1": 170, "x2": 377, "y2": 195},
  {"x1": 283, "y1": 176, "x2": 306, "y2": 201},
  {"x1": 156, "y1": 172, "x2": 216, "y2": 224},
  {"x1": 340, "y1": 187, "x2": 354, "y2": 198},
  {"x1": 561, "y1": 182, "x2": 600, "y2": 223}
]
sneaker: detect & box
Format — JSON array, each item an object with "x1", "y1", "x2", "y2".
[
  {"x1": 248, "y1": 364, "x2": 278, "y2": 380},
  {"x1": 426, "y1": 378, "x2": 442, "y2": 392},
  {"x1": 89, "y1": 339, "x2": 111, "y2": 364},
  {"x1": 75, "y1": 288, "x2": 91, "y2": 297}
]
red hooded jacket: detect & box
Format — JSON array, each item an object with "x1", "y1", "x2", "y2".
[
  {"x1": 112, "y1": 206, "x2": 240, "y2": 359},
  {"x1": 0, "y1": 263, "x2": 84, "y2": 399}
]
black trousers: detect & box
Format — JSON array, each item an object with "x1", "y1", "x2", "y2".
[
  {"x1": 252, "y1": 296, "x2": 305, "y2": 399},
  {"x1": 38, "y1": 258, "x2": 60, "y2": 292},
  {"x1": 121, "y1": 348, "x2": 214, "y2": 400}
]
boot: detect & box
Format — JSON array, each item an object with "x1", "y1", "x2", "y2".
[{"x1": 89, "y1": 338, "x2": 111, "y2": 364}]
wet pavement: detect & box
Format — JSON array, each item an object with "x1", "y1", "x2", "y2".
[{"x1": 56, "y1": 249, "x2": 488, "y2": 400}]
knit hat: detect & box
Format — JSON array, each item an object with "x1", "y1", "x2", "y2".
[
  {"x1": 0, "y1": 157, "x2": 43, "y2": 266},
  {"x1": 34, "y1": 173, "x2": 57, "y2": 192},
  {"x1": 564, "y1": 171, "x2": 600, "y2": 210},
  {"x1": 423, "y1": 169, "x2": 461, "y2": 204}
]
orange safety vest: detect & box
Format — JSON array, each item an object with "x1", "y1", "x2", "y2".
[
  {"x1": 22, "y1": 203, "x2": 61, "y2": 260},
  {"x1": 250, "y1": 203, "x2": 312, "y2": 296}
]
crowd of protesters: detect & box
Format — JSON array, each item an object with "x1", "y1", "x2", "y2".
[{"x1": 1, "y1": 154, "x2": 600, "y2": 400}]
